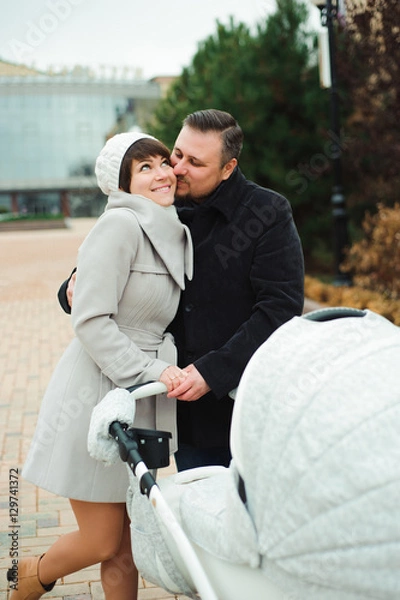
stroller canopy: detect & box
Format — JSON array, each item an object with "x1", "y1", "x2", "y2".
[{"x1": 225, "y1": 308, "x2": 400, "y2": 599}]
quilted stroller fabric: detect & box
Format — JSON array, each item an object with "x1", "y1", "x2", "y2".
[
  {"x1": 230, "y1": 309, "x2": 400, "y2": 599},
  {"x1": 127, "y1": 310, "x2": 400, "y2": 599},
  {"x1": 127, "y1": 473, "x2": 204, "y2": 598}
]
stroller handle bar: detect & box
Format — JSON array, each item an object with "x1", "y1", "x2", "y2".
[{"x1": 126, "y1": 380, "x2": 168, "y2": 400}]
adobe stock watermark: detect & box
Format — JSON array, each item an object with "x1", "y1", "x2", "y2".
[
  {"x1": 214, "y1": 193, "x2": 288, "y2": 269},
  {"x1": 285, "y1": 129, "x2": 351, "y2": 195},
  {"x1": 36, "y1": 384, "x2": 97, "y2": 449},
  {"x1": 280, "y1": 311, "x2": 382, "y2": 412},
  {"x1": 5, "y1": 0, "x2": 86, "y2": 63}
]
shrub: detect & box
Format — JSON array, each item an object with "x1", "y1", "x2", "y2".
[
  {"x1": 305, "y1": 203, "x2": 400, "y2": 325},
  {"x1": 341, "y1": 203, "x2": 400, "y2": 300},
  {"x1": 305, "y1": 274, "x2": 400, "y2": 325}
]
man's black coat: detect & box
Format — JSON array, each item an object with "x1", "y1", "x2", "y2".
[{"x1": 170, "y1": 167, "x2": 305, "y2": 449}]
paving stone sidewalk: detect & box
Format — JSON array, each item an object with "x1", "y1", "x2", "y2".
[{"x1": 0, "y1": 218, "x2": 190, "y2": 600}]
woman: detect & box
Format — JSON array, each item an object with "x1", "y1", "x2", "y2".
[{"x1": 16, "y1": 131, "x2": 193, "y2": 600}]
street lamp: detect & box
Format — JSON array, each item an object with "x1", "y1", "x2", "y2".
[{"x1": 309, "y1": 0, "x2": 352, "y2": 286}]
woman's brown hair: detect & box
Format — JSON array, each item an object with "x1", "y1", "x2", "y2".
[{"x1": 119, "y1": 138, "x2": 171, "y2": 193}]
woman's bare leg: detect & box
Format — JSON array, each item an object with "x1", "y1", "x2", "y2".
[
  {"x1": 38, "y1": 500, "x2": 138, "y2": 600},
  {"x1": 101, "y1": 508, "x2": 138, "y2": 600}
]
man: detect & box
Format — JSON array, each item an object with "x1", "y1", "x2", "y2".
[{"x1": 59, "y1": 109, "x2": 304, "y2": 471}]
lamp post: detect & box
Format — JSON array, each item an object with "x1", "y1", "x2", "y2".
[{"x1": 310, "y1": 0, "x2": 352, "y2": 285}]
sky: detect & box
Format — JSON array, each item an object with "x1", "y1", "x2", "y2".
[{"x1": 1, "y1": 0, "x2": 320, "y2": 80}]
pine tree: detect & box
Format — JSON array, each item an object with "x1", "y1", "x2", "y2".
[{"x1": 148, "y1": 0, "x2": 333, "y2": 260}]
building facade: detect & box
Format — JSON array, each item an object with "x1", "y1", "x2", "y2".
[{"x1": 0, "y1": 60, "x2": 163, "y2": 217}]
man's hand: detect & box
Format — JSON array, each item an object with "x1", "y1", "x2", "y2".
[
  {"x1": 167, "y1": 364, "x2": 211, "y2": 401},
  {"x1": 159, "y1": 365, "x2": 188, "y2": 393},
  {"x1": 67, "y1": 272, "x2": 77, "y2": 308}
]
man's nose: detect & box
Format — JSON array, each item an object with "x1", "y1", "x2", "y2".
[{"x1": 173, "y1": 159, "x2": 187, "y2": 175}]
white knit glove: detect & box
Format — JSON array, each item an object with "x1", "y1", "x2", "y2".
[{"x1": 87, "y1": 388, "x2": 135, "y2": 466}]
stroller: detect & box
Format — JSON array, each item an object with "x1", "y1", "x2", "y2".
[{"x1": 90, "y1": 308, "x2": 400, "y2": 600}]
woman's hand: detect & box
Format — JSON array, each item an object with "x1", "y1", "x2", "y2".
[
  {"x1": 167, "y1": 364, "x2": 211, "y2": 401},
  {"x1": 67, "y1": 272, "x2": 77, "y2": 307},
  {"x1": 159, "y1": 365, "x2": 188, "y2": 393}
]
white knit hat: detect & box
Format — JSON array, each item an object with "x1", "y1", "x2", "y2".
[{"x1": 95, "y1": 131, "x2": 156, "y2": 195}]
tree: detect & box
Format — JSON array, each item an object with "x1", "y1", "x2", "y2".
[
  {"x1": 148, "y1": 0, "x2": 333, "y2": 262},
  {"x1": 338, "y1": 0, "x2": 400, "y2": 218},
  {"x1": 148, "y1": 18, "x2": 254, "y2": 149}
]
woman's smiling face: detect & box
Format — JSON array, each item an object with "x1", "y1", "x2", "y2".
[{"x1": 129, "y1": 155, "x2": 176, "y2": 206}]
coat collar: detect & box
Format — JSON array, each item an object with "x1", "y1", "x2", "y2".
[
  {"x1": 105, "y1": 191, "x2": 193, "y2": 289},
  {"x1": 176, "y1": 167, "x2": 247, "y2": 223}
]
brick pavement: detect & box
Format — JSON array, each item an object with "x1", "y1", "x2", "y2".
[{"x1": 0, "y1": 218, "x2": 190, "y2": 600}]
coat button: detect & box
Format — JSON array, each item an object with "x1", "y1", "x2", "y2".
[{"x1": 185, "y1": 303, "x2": 195, "y2": 312}]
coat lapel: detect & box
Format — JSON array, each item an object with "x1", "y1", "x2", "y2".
[{"x1": 105, "y1": 192, "x2": 193, "y2": 289}]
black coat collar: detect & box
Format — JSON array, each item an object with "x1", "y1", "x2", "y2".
[{"x1": 176, "y1": 167, "x2": 246, "y2": 223}]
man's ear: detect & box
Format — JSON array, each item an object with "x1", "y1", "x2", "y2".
[{"x1": 221, "y1": 158, "x2": 237, "y2": 181}]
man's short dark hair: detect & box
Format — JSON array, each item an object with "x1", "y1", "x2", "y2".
[{"x1": 183, "y1": 109, "x2": 243, "y2": 167}]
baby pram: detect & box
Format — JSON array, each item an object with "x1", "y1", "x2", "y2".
[{"x1": 89, "y1": 308, "x2": 400, "y2": 600}]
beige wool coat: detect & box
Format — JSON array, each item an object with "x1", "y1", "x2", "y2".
[{"x1": 22, "y1": 192, "x2": 193, "y2": 502}]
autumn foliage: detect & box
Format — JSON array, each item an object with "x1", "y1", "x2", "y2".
[
  {"x1": 342, "y1": 204, "x2": 400, "y2": 299},
  {"x1": 305, "y1": 204, "x2": 400, "y2": 325}
]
